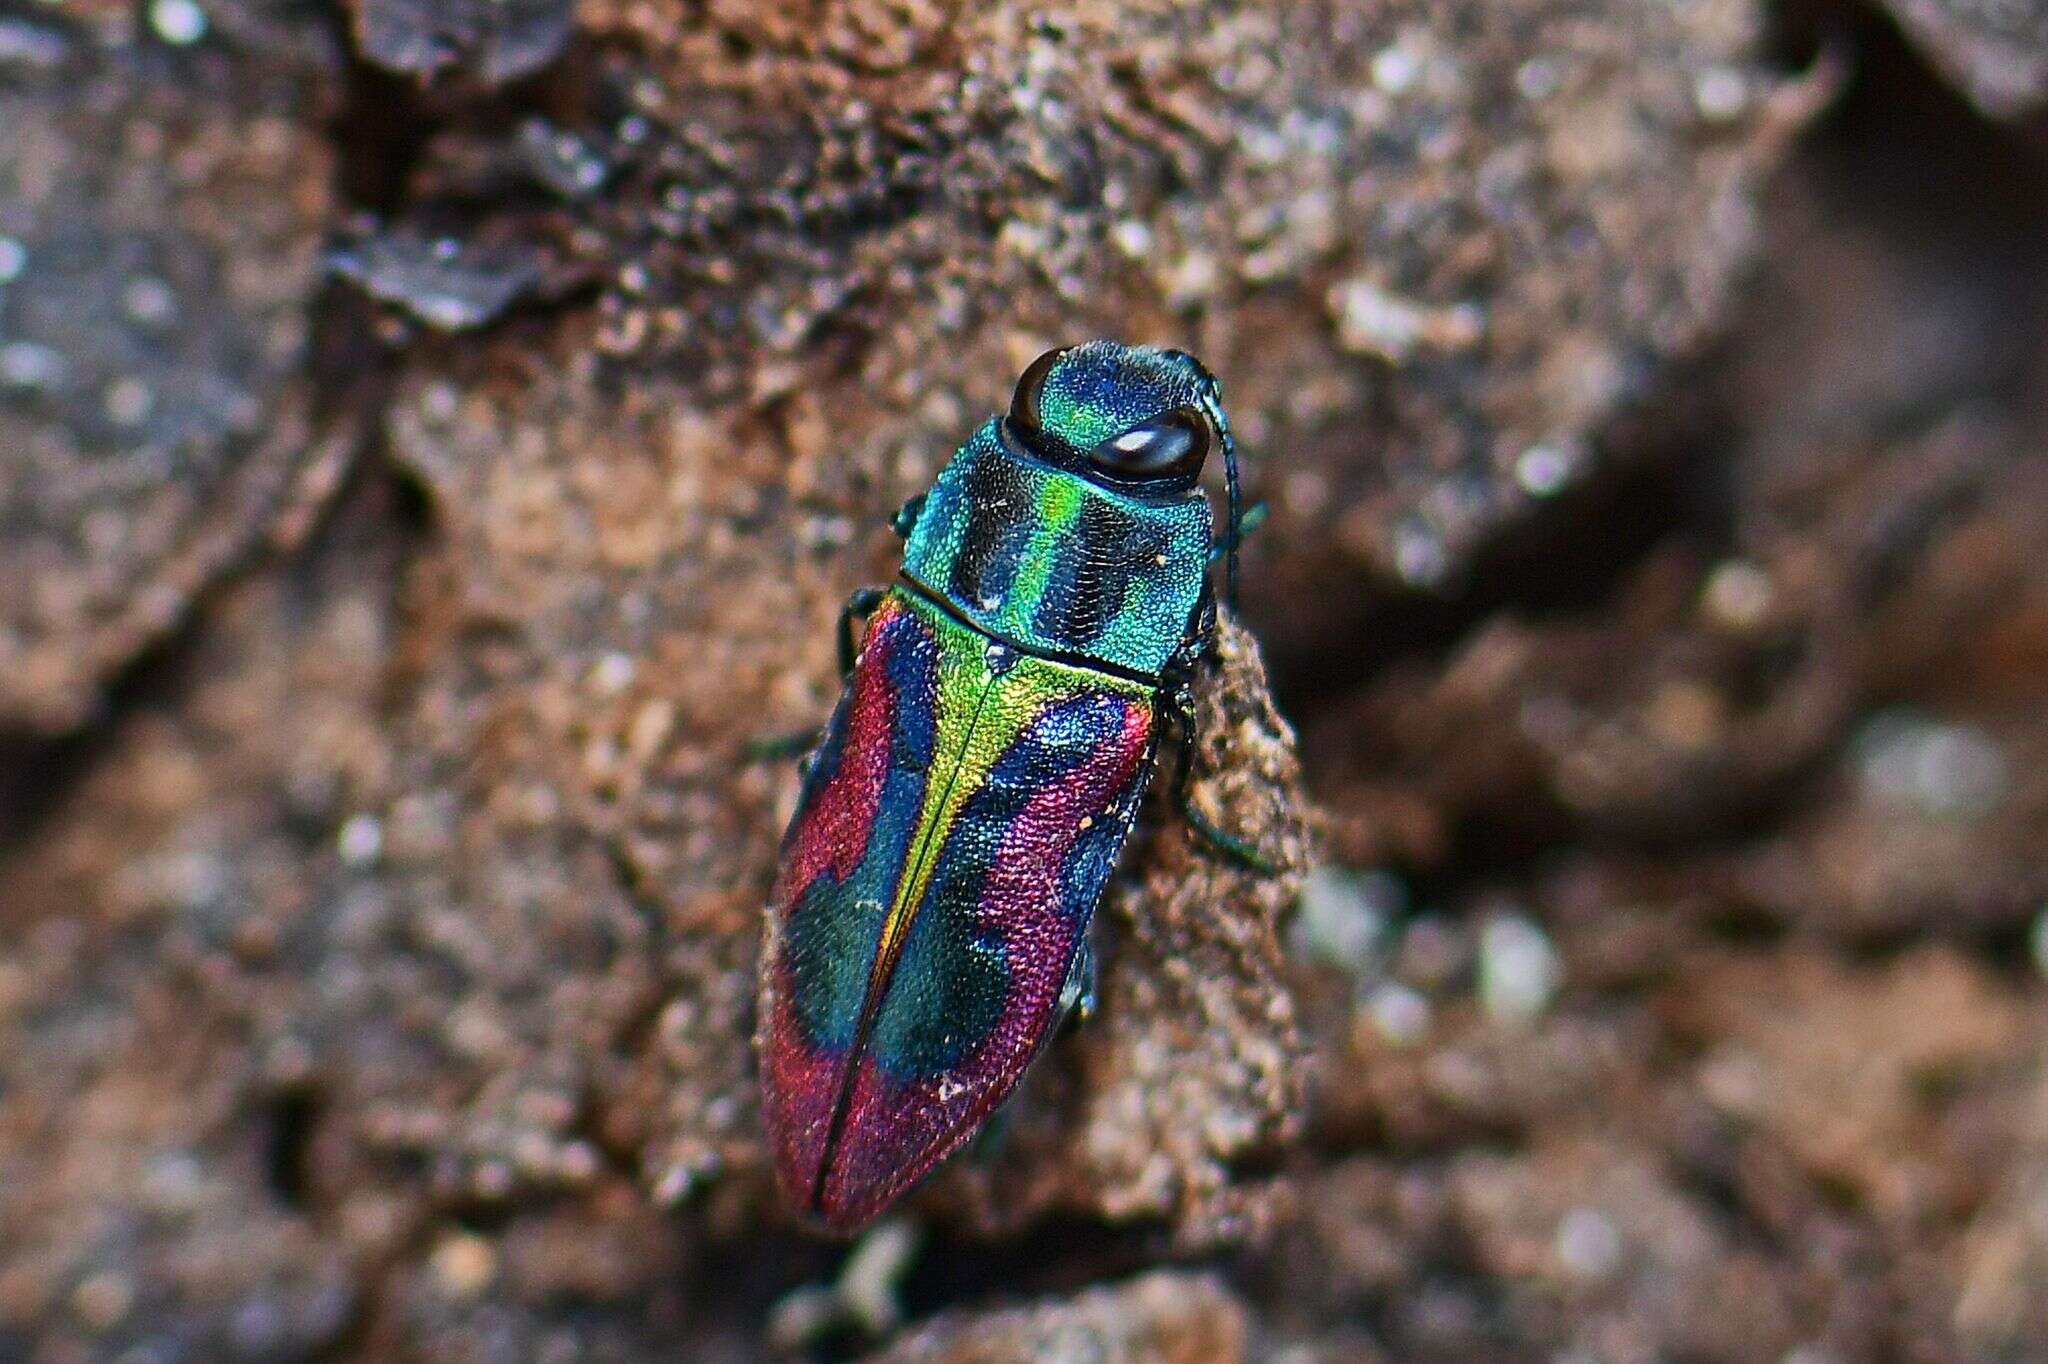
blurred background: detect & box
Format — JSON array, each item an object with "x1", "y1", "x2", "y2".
[{"x1": 3, "y1": 0, "x2": 2047, "y2": 1358}]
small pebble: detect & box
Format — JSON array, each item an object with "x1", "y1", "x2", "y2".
[
  {"x1": 1371, "y1": 44, "x2": 1421, "y2": 95},
  {"x1": 766, "y1": 1287, "x2": 840, "y2": 1352},
  {"x1": 140, "y1": 1151, "x2": 207, "y2": 1214},
  {"x1": 337, "y1": 814, "x2": 383, "y2": 868},
  {"x1": 1478, "y1": 911, "x2": 1561, "y2": 1024},
  {"x1": 1514, "y1": 442, "x2": 1574, "y2": 497},
  {"x1": 0, "y1": 237, "x2": 24, "y2": 282},
  {"x1": 1703, "y1": 558, "x2": 1773, "y2": 629},
  {"x1": 148, "y1": 0, "x2": 207, "y2": 45},
  {"x1": 428, "y1": 1231, "x2": 496, "y2": 1299},
  {"x1": 590, "y1": 651, "x2": 637, "y2": 695},
  {"x1": 1293, "y1": 865, "x2": 1402, "y2": 974},
  {"x1": 103, "y1": 377, "x2": 154, "y2": 428},
  {"x1": 0, "y1": 341, "x2": 66, "y2": 389},
  {"x1": 839, "y1": 1219, "x2": 919, "y2": 1335},
  {"x1": 121, "y1": 277, "x2": 176, "y2": 326},
  {"x1": 1515, "y1": 57, "x2": 1560, "y2": 101},
  {"x1": 1330, "y1": 278, "x2": 1425, "y2": 362},
  {"x1": 518, "y1": 119, "x2": 610, "y2": 198},
  {"x1": 1695, "y1": 66, "x2": 1748, "y2": 122},
  {"x1": 1366, "y1": 981, "x2": 1431, "y2": 1045},
  {"x1": 1556, "y1": 1206, "x2": 1622, "y2": 1279},
  {"x1": 1111, "y1": 219, "x2": 1153, "y2": 258},
  {"x1": 768, "y1": 1219, "x2": 920, "y2": 1349},
  {"x1": 1853, "y1": 710, "x2": 2007, "y2": 820},
  {"x1": 1392, "y1": 520, "x2": 1449, "y2": 588}
]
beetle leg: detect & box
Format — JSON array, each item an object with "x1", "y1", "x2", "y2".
[
  {"x1": 837, "y1": 585, "x2": 890, "y2": 680},
  {"x1": 1207, "y1": 500, "x2": 1268, "y2": 565},
  {"x1": 742, "y1": 729, "x2": 821, "y2": 766},
  {"x1": 890, "y1": 493, "x2": 927, "y2": 540},
  {"x1": 741, "y1": 585, "x2": 885, "y2": 767},
  {"x1": 1162, "y1": 681, "x2": 1277, "y2": 876},
  {"x1": 1165, "y1": 582, "x2": 1218, "y2": 676},
  {"x1": 1056, "y1": 939, "x2": 1098, "y2": 1035}
]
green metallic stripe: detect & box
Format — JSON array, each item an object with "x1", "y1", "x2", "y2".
[
  {"x1": 860, "y1": 644, "x2": 997, "y2": 1019},
  {"x1": 811, "y1": 592, "x2": 1001, "y2": 1201},
  {"x1": 1008, "y1": 472, "x2": 1083, "y2": 610},
  {"x1": 894, "y1": 573, "x2": 1165, "y2": 688},
  {"x1": 900, "y1": 424, "x2": 1210, "y2": 676},
  {"x1": 843, "y1": 593, "x2": 1150, "y2": 1075}
]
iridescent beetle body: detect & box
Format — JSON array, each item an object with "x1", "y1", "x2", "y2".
[{"x1": 758, "y1": 342, "x2": 1256, "y2": 1232}]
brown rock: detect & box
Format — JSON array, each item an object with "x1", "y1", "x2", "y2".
[
  {"x1": 1670, "y1": 946, "x2": 2032, "y2": 1230},
  {"x1": 0, "y1": 487, "x2": 396, "y2": 1357},
  {"x1": 363, "y1": 331, "x2": 1310, "y2": 1240},
  {"x1": 349, "y1": 0, "x2": 575, "y2": 88},
  {"x1": 870, "y1": 1271, "x2": 1247, "y2": 1364},
  {"x1": 1883, "y1": 0, "x2": 2048, "y2": 120},
  {"x1": 0, "y1": 8, "x2": 347, "y2": 734}
]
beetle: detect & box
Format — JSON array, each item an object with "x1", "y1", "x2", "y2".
[{"x1": 757, "y1": 341, "x2": 1264, "y2": 1232}]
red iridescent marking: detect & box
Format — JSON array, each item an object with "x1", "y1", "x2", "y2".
[
  {"x1": 762, "y1": 596, "x2": 928, "y2": 1209},
  {"x1": 774, "y1": 597, "x2": 905, "y2": 900},
  {"x1": 812, "y1": 694, "x2": 1153, "y2": 1229}
]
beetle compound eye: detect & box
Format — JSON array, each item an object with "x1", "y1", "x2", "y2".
[
  {"x1": 1006, "y1": 347, "x2": 1069, "y2": 456},
  {"x1": 1087, "y1": 407, "x2": 1212, "y2": 481}
]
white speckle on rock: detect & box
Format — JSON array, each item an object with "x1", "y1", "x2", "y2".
[
  {"x1": 1367, "y1": 982, "x2": 1431, "y2": 1045},
  {"x1": 428, "y1": 1231, "x2": 496, "y2": 1299},
  {"x1": 1293, "y1": 864, "x2": 1403, "y2": 974},
  {"x1": 590, "y1": 651, "x2": 637, "y2": 696},
  {"x1": 337, "y1": 813, "x2": 383, "y2": 868},
  {"x1": 1703, "y1": 558, "x2": 1773, "y2": 629},
  {"x1": 1371, "y1": 44, "x2": 1421, "y2": 95},
  {"x1": 1331, "y1": 278, "x2": 1423, "y2": 361},
  {"x1": 1853, "y1": 710, "x2": 2008, "y2": 820},
  {"x1": 1393, "y1": 519, "x2": 1450, "y2": 588},
  {"x1": 1162, "y1": 249, "x2": 1220, "y2": 308},
  {"x1": 148, "y1": 0, "x2": 208, "y2": 45},
  {"x1": 1695, "y1": 66, "x2": 1749, "y2": 123},
  {"x1": 0, "y1": 341, "x2": 67, "y2": 389},
  {"x1": 1479, "y1": 910, "x2": 1561, "y2": 1024},
  {"x1": 1514, "y1": 442, "x2": 1575, "y2": 496},
  {"x1": 1329, "y1": 278, "x2": 1483, "y2": 363},
  {"x1": 0, "y1": 237, "x2": 24, "y2": 282},
  {"x1": 1516, "y1": 57, "x2": 1561, "y2": 101},
  {"x1": 1556, "y1": 1205, "x2": 1623, "y2": 1278},
  {"x1": 103, "y1": 377, "x2": 154, "y2": 427},
  {"x1": 122, "y1": 276, "x2": 177, "y2": 326},
  {"x1": 839, "y1": 1219, "x2": 920, "y2": 1336}
]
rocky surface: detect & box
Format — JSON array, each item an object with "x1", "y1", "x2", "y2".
[
  {"x1": 0, "y1": 2, "x2": 348, "y2": 733},
  {"x1": 872, "y1": 1272, "x2": 1246, "y2": 1364},
  {"x1": 5, "y1": 0, "x2": 2048, "y2": 1360},
  {"x1": 1881, "y1": 0, "x2": 2048, "y2": 119}
]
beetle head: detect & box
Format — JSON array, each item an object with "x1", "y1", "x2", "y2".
[{"x1": 1004, "y1": 341, "x2": 1229, "y2": 492}]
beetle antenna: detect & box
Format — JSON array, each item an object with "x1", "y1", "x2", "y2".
[{"x1": 1222, "y1": 429, "x2": 1243, "y2": 611}]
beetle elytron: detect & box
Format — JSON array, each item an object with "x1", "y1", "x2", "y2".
[{"x1": 758, "y1": 341, "x2": 1263, "y2": 1231}]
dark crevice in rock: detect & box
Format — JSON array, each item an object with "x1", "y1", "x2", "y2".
[
  {"x1": 265, "y1": 1085, "x2": 326, "y2": 1212},
  {"x1": 1260, "y1": 376, "x2": 1735, "y2": 736}
]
